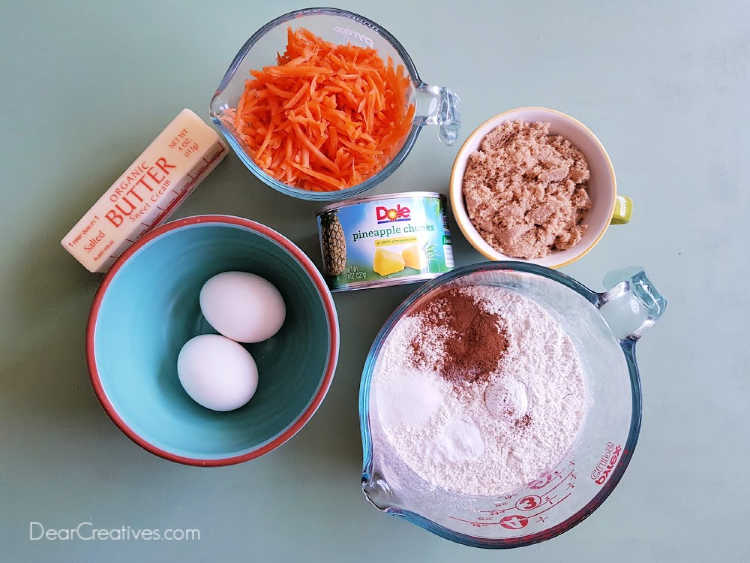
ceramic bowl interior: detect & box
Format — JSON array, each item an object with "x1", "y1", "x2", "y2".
[
  {"x1": 450, "y1": 107, "x2": 617, "y2": 268},
  {"x1": 87, "y1": 216, "x2": 338, "y2": 465}
]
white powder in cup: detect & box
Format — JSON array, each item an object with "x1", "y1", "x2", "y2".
[{"x1": 372, "y1": 285, "x2": 585, "y2": 496}]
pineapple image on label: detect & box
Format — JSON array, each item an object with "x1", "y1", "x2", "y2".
[
  {"x1": 373, "y1": 248, "x2": 405, "y2": 276},
  {"x1": 319, "y1": 211, "x2": 347, "y2": 276},
  {"x1": 401, "y1": 244, "x2": 426, "y2": 270}
]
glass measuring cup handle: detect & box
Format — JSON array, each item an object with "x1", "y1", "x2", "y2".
[
  {"x1": 415, "y1": 84, "x2": 461, "y2": 145},
  {"x1": 597, "y1": 269, "x2": 667, "y2": 340},
  {"x1": 362, "y1": 471, "x2": 397, "y2": 512}
]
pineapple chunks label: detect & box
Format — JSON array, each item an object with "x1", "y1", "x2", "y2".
[
  {"x1": 317, "y1": 193, "x2": 454, "y2": 290},
  {"x1": 373, "y1": 248, "x2": 405, "y2": 276},
  {"x1": 374, "y1": 236, "x2": 418, "y2": 247},
  {"x1": 401, "y1": 244, "x2": 425, "y2": 269},
  {"x1": 352, "y1": 222, "x2": 436, "y2": 241}
]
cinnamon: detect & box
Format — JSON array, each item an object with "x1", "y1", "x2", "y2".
[
  {"x1": 515, "y1": 414, "x2": 532, "y2": 429},
  {"x1": 409, "y1": 288, "x2": 508, "y2": 385}
]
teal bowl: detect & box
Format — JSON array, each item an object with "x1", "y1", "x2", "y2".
[{"x1": 87, "y1": 215, "x2": 339, "y2": 466}]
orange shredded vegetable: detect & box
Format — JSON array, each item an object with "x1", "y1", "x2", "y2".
[{"x1": 230, "y1": 27, "x2": 415, "y2": 191}]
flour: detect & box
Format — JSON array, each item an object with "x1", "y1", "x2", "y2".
[{"x1": 372, "y1": 285, "x2": 586, "y2": 496}]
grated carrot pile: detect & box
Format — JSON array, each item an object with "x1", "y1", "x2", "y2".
[{"x1": 230, "y1": 27, "x2": 415, "y2": 191}]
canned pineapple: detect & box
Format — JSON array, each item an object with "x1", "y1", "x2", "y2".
[{"x1": 316, "y1": 192, "x2": 455, "y2": 291}]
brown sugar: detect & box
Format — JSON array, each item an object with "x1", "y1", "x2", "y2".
[
  {"x1": 409, "y1": 288, "x2": 508, "y2": 385},
  {"x1": 462, "y1": 121, "x2": 592, "y2": 259}
]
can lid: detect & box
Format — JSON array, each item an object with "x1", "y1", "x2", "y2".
[{"x1": 317, "y1": 191, "x2": 444, "y2": 214}]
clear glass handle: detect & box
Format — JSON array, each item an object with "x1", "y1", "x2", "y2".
[
  {"x1": 414, "y1": 84, "x2": 461, "y2": 145},
  {"x1": 597, "y1": 269, "x2": 667, "y2": 340},
  {"x1": 362, "y1": 471, "x2": 398, "y2": 512}
]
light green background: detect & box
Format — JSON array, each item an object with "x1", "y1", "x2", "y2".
[{"x1": 1, "y1": 1, "x2": 748, "y2": 561}]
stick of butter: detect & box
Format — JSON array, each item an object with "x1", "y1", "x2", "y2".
[{"x1": 61, "y1": 108, "x2": 228, "y2": 273}]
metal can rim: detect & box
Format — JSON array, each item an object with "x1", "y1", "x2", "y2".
[
  {"x1": 317, "y1": 191, "x2": 444, "y2": 215},
  {"x1": 328, "y1": 272, "x2": 444, "y2": 292}
]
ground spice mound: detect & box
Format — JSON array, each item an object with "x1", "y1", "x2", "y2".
[
  {"x1": 409, "y1": 288, "x2": 508, "y2": 384},
  {"x1": 462, "y1": 121, "x2": 592, "y2": 259},
  {"x1": 515, "y1": 414, "x2": 532, "y2": 429}
]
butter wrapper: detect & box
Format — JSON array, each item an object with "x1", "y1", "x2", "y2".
[{"x1": 61, "y1": 108, "x2": 228, "y2": 273}]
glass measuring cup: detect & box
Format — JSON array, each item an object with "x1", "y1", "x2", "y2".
[
  {"x1": 209, "y1": 7, "x2": 460, "y2": 201},
  {"x1": 359, "y1": 262, "x2": 666, "y2": 548}
]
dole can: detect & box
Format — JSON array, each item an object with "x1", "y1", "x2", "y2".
[{"x1": 316, "y1": 192, "x2": 454, "y2": 291}]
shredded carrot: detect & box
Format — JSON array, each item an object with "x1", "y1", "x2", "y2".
[{"x1": 230, "y1": 27, "x2": 415, "y2": 191}]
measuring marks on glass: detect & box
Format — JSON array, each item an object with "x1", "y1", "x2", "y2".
[{"x1": 332, "y1": 26, "x2": 374, "y2": 48}]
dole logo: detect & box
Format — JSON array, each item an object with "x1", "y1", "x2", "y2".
[{"x1": 376, "y1": 204, "x2": 410, "y2": 222}]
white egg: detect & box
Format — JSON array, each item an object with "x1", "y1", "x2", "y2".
[
  {"x1": 199, "y1": 272, "x2": 286, "y2": 343},
  {"x1": 177, "y1": 334, "x2": 258, "y2": 411}
]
